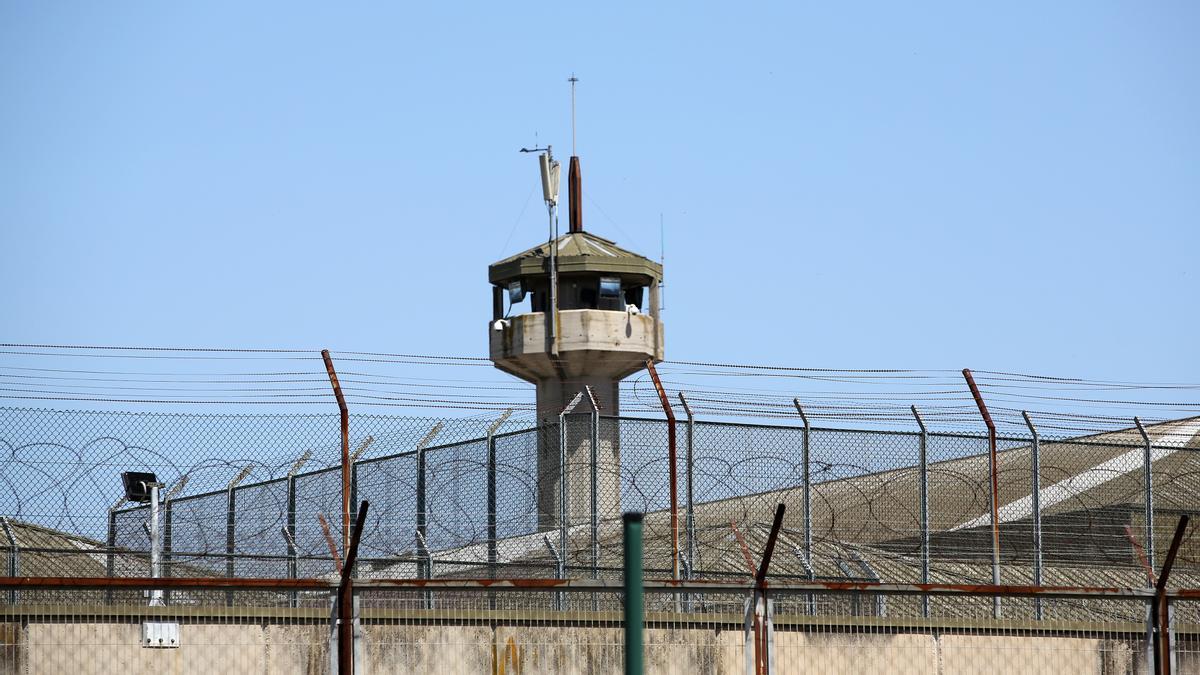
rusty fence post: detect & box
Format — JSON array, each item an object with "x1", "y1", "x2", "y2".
[
  {"x1": 1153, "y1": 516, "x2": 1189, "y2": 675},
  {"x1": 645, "y1": 359, "x2": 679, "y2": 581},
  {"x1": 337, "y1": 500, "x2": 369, "y2": 675},
  {"x1": 962, "y1": 368, "x2": 1001, "y2": 619},
  {"x1": 321, "y1": 350, "x2": 352, "y2": 555},
  {"x1": 742, "y1": 504, "x2": 785, "y2": 675}
]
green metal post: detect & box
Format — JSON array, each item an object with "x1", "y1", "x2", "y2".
[{"x1": 624, "y1": 512, "x2": 644, "y2": 675}]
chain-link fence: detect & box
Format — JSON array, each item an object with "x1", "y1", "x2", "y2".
[
  {"x1": 2, "y1": 407, "x2": 1199, "y2": 608},
  {"x1": 1, "y1": 577, "x2": 1193, "y2": 674}
]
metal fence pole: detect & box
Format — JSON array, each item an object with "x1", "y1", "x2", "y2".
[
  {"x1": 105, "y1": 497, "x2": 123, "y2": 603},
  {"x1": 559, "y1": 392, "x2": 583, "y2": 580},
  {"x1": 1022, "y1": 411, "x2": 1044, "y2": 620},
  {"x1": 543, "y1": 535, "x2": 565, "y2": 611},
  {"x1": 225, "y1": 466, "x2": 251, "y2": 605},
  {"x1": 585, "y1": 386, "x2": 600, "y2": 584},
  {"x1": 346, "y1": 437, "x2": 371, "y2": 576},
  {"x1": 1135, "y1": 417, "x2": 1156, "y2": 571},
  {"x1": 286, "y1": 474, "x2": 298, "y2": 605},
  {"x1": 416, "y1": 440, "x2": 428, "y2": 577},
  {"x1": 1152, "y1": 516, "x2": 1189, "y2": 675},
  {"x1": 485, "y1": 410, "x2": 511, "y2": 611},
  {"x1": 912, "y1": 405, "x2": 930, "y2": 618},
  {"x1": 1, "y1": 517, "x2": 18, "y2": 604},
  {"x1": 678, "y1": 392, "x2": 696, "y2": 582},
  {"x1": 793, "y1": 399, "x2": 814, "y2": 616},
  {"x1": 320, "y1": 349, "x2": 352, "y2": 555},
  {"x1": 624, "y1": 512, "x2": 644, "y2": 675},
  {"x1": 644, "y1": 360, "x2": 680, "y2": 581},
  {"x1": 225, "y1": 487, "x2": 236, "y2": 604},
  {"x1": 415, "y1": 424, "x2": 442, "y2": 610},
  {"x1": 963, "y1": 368, "x2": 1001, "y2": 619},
  {"x1": 349, "y1": 462, "x2": 359, "y2": 551},
  {"x1": 162, "y1": 496, "x2": 173, "y2": 604},
  {"x1": 285, "y1": 451, "x2": 309, "y2": 609}
]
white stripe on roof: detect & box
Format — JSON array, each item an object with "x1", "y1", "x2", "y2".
[
  {"x1": 952, "y1": 419, "x2": 1200, "y2": 531},
  {"x1": 589, "y1": 241, "x2": 618, "y2": 256}
]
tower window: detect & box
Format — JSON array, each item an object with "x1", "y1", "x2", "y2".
[{"x1": 599, "y1": 277, "x2": 622, "y2": 299}]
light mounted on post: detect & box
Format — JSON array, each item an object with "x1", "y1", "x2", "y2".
[
  {"x1": 122, "y1": 471, "x2": 159, "y2": 503},
  {"x1": 120, "y1": 470, "x2": 174, "y2": 638}
]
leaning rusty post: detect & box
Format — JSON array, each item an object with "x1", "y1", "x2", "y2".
[
  {"x1": 321, "y1": 349, "x2": 351, "y2": 554},
  {"x1": 912, "y1": 405, "x2": 930, "y2": 618},
  {"x1": 645, "y1": 359, "x2": 679, "y2": 581},
  {"x1": 1154, "y1": 516, "x2": 1189, "y2": 675},
  {"x1": 751, "y1": 504, "x2": 786, "y2": 675},
  {"x1": 1135, "y1": 417, "x2": 1156, "y2": 572},
  {"x1": 963, "y1": 368, "x2": 1001, "y2": 618},
  {"x1": 338, "y1": 500, "x2": 369, "y2": 675}
]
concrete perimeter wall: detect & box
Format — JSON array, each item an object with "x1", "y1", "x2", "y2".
[{"x1": 0, "y1": 619, "x2": 1176, "y2": 674}]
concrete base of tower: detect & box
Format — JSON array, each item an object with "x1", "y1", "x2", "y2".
[{"x1": 531, "y1": 378, "x2": 622, "y2": 533}]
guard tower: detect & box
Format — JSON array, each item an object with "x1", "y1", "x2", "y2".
[{"x1": 488, "y1": 154, "x2": 664, "y2": 531}]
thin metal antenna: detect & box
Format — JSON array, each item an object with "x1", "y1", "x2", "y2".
[
  {"x1": 568, "y1": 74, "x2": 579, "y2": 156},
  {"x1": 660, "y1": 212, "x2": 666, "y2": 314}
]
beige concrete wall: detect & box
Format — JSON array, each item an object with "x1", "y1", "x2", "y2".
[{"x1": 2, "y1": 620, "x2": 1156, "y2": 674}]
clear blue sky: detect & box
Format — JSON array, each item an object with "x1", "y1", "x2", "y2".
[{"x1": 3, "y1": 2, "x2": 1197, "y2": 384}]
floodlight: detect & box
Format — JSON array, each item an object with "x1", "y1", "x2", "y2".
[
  {"x1": 507, "y1": 280, "x2": 525, "y2": 304},
  {"x1": 122, "y1": 471, "x2": 159, "y2": 503}
]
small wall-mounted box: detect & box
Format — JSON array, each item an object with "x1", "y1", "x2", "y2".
[{"x1": 141, "y1": 621, "x2": 180, "y2": 648}]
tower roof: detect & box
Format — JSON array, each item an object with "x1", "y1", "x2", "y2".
[{"x1": 488, "y1": 231, "x2": 662, "y2": 286}]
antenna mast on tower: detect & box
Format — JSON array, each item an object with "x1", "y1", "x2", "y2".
[
  {"x1": 567, "y1": 75, "x2": 583, "y2": 234},
  {"x1": 569, "y1": 74, "x2": 579, "y2": 156}
]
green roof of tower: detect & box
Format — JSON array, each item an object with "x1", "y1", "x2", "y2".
[{"x1": 488, "y1": 231, "x2": 662, "y2": 286}]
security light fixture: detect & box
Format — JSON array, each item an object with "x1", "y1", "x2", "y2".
[
  {"x1": 507, "y1": 280, "x2": 525, "y2": 304},
  {"x1": 122, "y1": 471, "x2": 159, "y2": 503}
]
